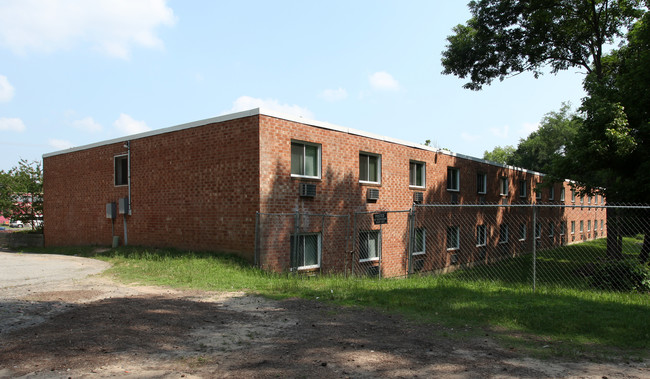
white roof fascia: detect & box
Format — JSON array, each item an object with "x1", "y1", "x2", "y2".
[{"x1": 42, "y1": 107, "x2": 546, "y2": 177}]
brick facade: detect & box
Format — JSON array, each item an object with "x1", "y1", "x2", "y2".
[{"x1": 43, "y1": 109, "x2": 604, "y2": 276}]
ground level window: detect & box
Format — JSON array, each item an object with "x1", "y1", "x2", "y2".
[
  {"x1": 114, "y1": 154, "x2": 129, "y2": 186},
  {"x1": 560, "y1": 221, "x2": 566, "y2": 235},
  {"x1": 447, "y1": 225, "x2": 460, "y2": 250},
  {"x1": 519, "y1": 223, "x2": 526, "y2": 241},
  {"x1": 290, "y1": 233, "x2": 321, "y2": 269},
  {"x1": 535, "y1": 223, "x2": 541, "y2": 239},
  {"x1": 571, "y1": 221, "x2": 575, "y2": 234},
  {"x1": 413, "y1": 228, "x2": 426, "y2": 255},
  {"x1": 499, "y1": 224, "x2": 509, "y2": 243},
  {"x1": 476, "y1": 224, "x2": 487, "y2": 247},
  {"x1": 548, "y1": 222, "x2": 554, "y2": 237},
  {"x1": 359, "y1": 230, "x2": 380, "y2": 261}
]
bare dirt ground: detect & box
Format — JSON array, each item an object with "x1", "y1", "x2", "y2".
[{"x1": 0, "y1": 253, "x2": 649, "y2": 378}]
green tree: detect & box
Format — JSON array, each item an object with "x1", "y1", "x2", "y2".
[
  {"x1": 483, "y1": 145, "x2": 515, "y2": 165},
  {"x1": 511, "y1": 103, "x2": 580, "y2": 173},
  {"x1": 441, "y1": 0, "x2": 645, "y2": 90},
  {"x1": 0, "y1": 160, "x2": 43, "y2": 229}
]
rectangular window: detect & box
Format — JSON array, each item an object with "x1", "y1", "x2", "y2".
[
  {"x1": 519, "y1": 180, "x2": 527, "y2": 198},
  {"x1": 413, "y1": 228, "x2": 426, "y2": 255},
  {"x1": 359, "y1": 152, "x2": 381, "y2": 184},
  {"x1": 560, "y1": 221, "x2": 566, "y2": 235},
  {"x1": 548, "y1": 222, "x2": 554, "y2": 237},
  {"x1": 587, "y1": 220, "x2": 591, "y2": 232},
  {"x1": 359, "y1": 230, "x2": 380, "y2": 261},
  {"x1": 519, "y1": 223, "x2": 526, "y2": 241},
  {"x1": 571, "y1": 221, "x2": 575, "y2": 234},
  {"x1": 571, "y1": 190, "x2": 576, "y2": 203},
  {"x1": 446, "y1": 225, "x2": 460, "y2": 250},
  {"x1": 114, "y1": 154, "x2": 129, "y2": 186},
  {"x1": 587, "y1": 196, "x2": 591, "y2": 205},
  {"x1": 477, "y1": 172, "x2": 487, "y2": 194},
  {"x1": 499, "y1": 224, "x2": 509, "y2": 243},
  {"x1": 499, "y1": 177, "x2": 509, "y2": 196},
  {"x1": 535, "y1": 223, "x2": 541, "y2": 239},
  {"x1": 580, "y1": 220, "x2": 584, "y2": 233},
  {"x1": 290, "y1": 233, "x2": 321, "y2": 269},
  {"x1": 476, "y1": 224, "x2": 487, "y2": 247},
  {"x1": 601, "y1": 219, "x2": 604, "y2": 230},
  {"x1": 580, "y1": 195, "x2": 584, "y2": 204},
  {"x1": 409, "y1": 161, "x2": 425, "y2": 188},
  {"x1": 601, "y1": 196, "x2": 604, "y2": 205},
  {"x1": 535, "y1": 187, "x2": 542, "y2": 200},
  {"x1": 291, "y1": 141, "x2": 321, "y2": 178},
  {"x1": 447, "y1": 167, "x2": 459, "y2": 191},
  {"x1": 549, "y1": 186, "x2": 555, "y2": 201}
]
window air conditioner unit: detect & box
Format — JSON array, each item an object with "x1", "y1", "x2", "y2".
[
  {"x1": 367, "y1": 188, "x2": 380, "y2": 201},
  {"x1": 299, "y1": 183, "x2": 317, "y2": 197},
  {"x1": 413, "y1": 192, "x2": 424, "y2": 204}
]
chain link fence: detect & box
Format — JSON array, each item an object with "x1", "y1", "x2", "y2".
[{"x1": 255, "y1": 205, "x2": 650, "y2": 291}]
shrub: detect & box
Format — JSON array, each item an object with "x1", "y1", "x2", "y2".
[{"x1": 590, "y1": 260, "x2": 650, "y2": 293}]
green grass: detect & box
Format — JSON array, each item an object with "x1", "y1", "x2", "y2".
[{"x1": 18, "y1": 244, "x2": 650, "y2": 361}]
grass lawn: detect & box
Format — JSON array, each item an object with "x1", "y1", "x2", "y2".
[{"x1": 19, "y1": 243, "x2": 650, "y2": 361}]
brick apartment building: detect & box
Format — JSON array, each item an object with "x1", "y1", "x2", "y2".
[{"x1": 43, "y1": 108, "x2": 604, "y2": 277}]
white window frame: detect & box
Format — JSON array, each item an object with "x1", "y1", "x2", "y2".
[
  {"x1": 519, "y1": 223, "x2": 526, "y2": 241},
  {"x1": 476, "y1": 224, "x2": 487, "y2": 247},
  {"x1": 291, "y1": 141, "x2": 321, "y2": 179},
  {"x1": 549, "y1": 186, "x2": 555, "y2": 201},
  {"x1": 446, "y1": 225, "x2": 460, "y2": 251},
  {"x1": 477, "y1": 172, "x2": 487, "y2": 194},
  {"x1": 587, "y1": 220, "x2": 591, "y2": 232},
  {"x1": 519, "y1": 180, "x2": 527, "y2": 198},
  {"x1": 499, "y1": 177, "x2": 509, "y2": 196},
  {"x1": 413, "y1": 228, "x2": 426, "y2": 255},
  {"x1": 548, "y1": 222, "x2": 554, "y2": 237},
  {"x1": 571, "y1": 221, "x2": 575, "y2": 234},
  {"x1": 290, "y1": 233, "x2": 321, "y2": 270},
  {"x1": 560, "y1": 187, "x2": 565, "y2": 201},
  {"x1": 447, "y1": 167, "x2": 460, "y2": 192},
  {"x1": 359, "y1": 152, "x2": 381, "y2": 184},
  {"x1": 114, "y1": 154, "x2": 129, "y2": 187},
  {"x1": 571, "y1": 190, "x2": 576, "y2": 203},
  {"x1": 409, "y1": 161, "x2": 426, "y2": 188},
  {"x1": 535, "y1": 223, "x2": 541, "y2": 239},
  {"x1": 560, "y1": 221, "x2": 566, "y2": 236},
  {"x1": 499, "y1": 224, "x2": 509, "y2": 244},
  {"x1": 359, "y1": 230, "x2": 381, "y2": 262},
  {"x1": 580, "y1": 220, "x2": 584, "y2": 233}
]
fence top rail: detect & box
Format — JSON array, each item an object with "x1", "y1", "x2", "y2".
[
  {"x1": 353, "y1": 210, "x2": 412, "y2": 215},
  {"x1": 414, "y1": 203, "x2": 649, "y2": 210},
  {"x1": 257, "y1": 211, "x2": 350, "y2": 218}
]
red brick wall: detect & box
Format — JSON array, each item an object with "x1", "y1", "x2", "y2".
[
  {"x1": 44, "y1": 116, "x2": 260, "y2": 260},
  {"x1": 256, "y1": 115, "x2": 604, "y2": 276}
]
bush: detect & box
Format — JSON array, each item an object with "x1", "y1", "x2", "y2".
[{"x1": 590, "y1": 260, "x2": 650, "y2": 292}]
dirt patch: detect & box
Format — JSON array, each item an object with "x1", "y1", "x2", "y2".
[{"x1": 1, "y1": 277, "x2": 649, "y2": 378}]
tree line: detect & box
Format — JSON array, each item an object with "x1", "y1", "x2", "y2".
[{"x1": 0, "y1": 159, "x2": 43, "y2": 230}]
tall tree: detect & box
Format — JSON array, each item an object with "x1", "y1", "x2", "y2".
[
  {"x1": 483, "y1": 145, "x2": 515, "y2": 165},
  {"x1": 442, "y1": 0, "x2": 645, "y2": 90},
  {"x1": 0, "y1": 160, "x2": 43, "y2": 229}
]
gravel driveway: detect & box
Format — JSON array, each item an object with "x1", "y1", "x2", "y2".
[{"x1": 1, "y1": 249, "x2": 648, "y2": 378}]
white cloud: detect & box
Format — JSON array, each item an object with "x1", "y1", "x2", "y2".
[
  {"x1": 0, "y1": 75, "x2": 14, "y2": 102},
  {"x1": 48, "y1": 138, "x2": 74, "y2": 150},
  {"x1": 114, "y1": 113, "x2": 151, "y2": 135},
  {"x1": 226, "y1": 96, "x2": 314, "y2": 119},
  {"x1": 0, "y1": 0, "x2": 176, "y2": 59},
  {"x1": 0, "y1": 117, "x2": 25, "y2": 132},
  {"x1": 519, "y1": 122, "x2": 540, "y2": 137},
  {"x1": 72, "y1": 116, "x2": 103, "y2": 133},
  {"x1": 320, "y1": 87, "x2": 348, "y2": 102},
  {"x1": 461, "y1": 132, "x2": 480, "y2": 142},
  {"x1": 369, "y1": 71, "x2": 400, "y2": 91},
  {"x1": 490, "y1": 125, "x2": 510, "y2": 139}
]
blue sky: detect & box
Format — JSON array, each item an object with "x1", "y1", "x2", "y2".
[{"x1": 0, "y1": 0, "x2": 589, "y2": 172}]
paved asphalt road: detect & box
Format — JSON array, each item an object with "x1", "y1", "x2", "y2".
[{"x1": 0, "y1": 250, "x2": 110, "y2": 292}]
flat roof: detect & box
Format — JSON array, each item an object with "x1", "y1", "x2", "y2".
[{"x1": 42, "y1": 107, "x2": 543, "y2": 176}]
